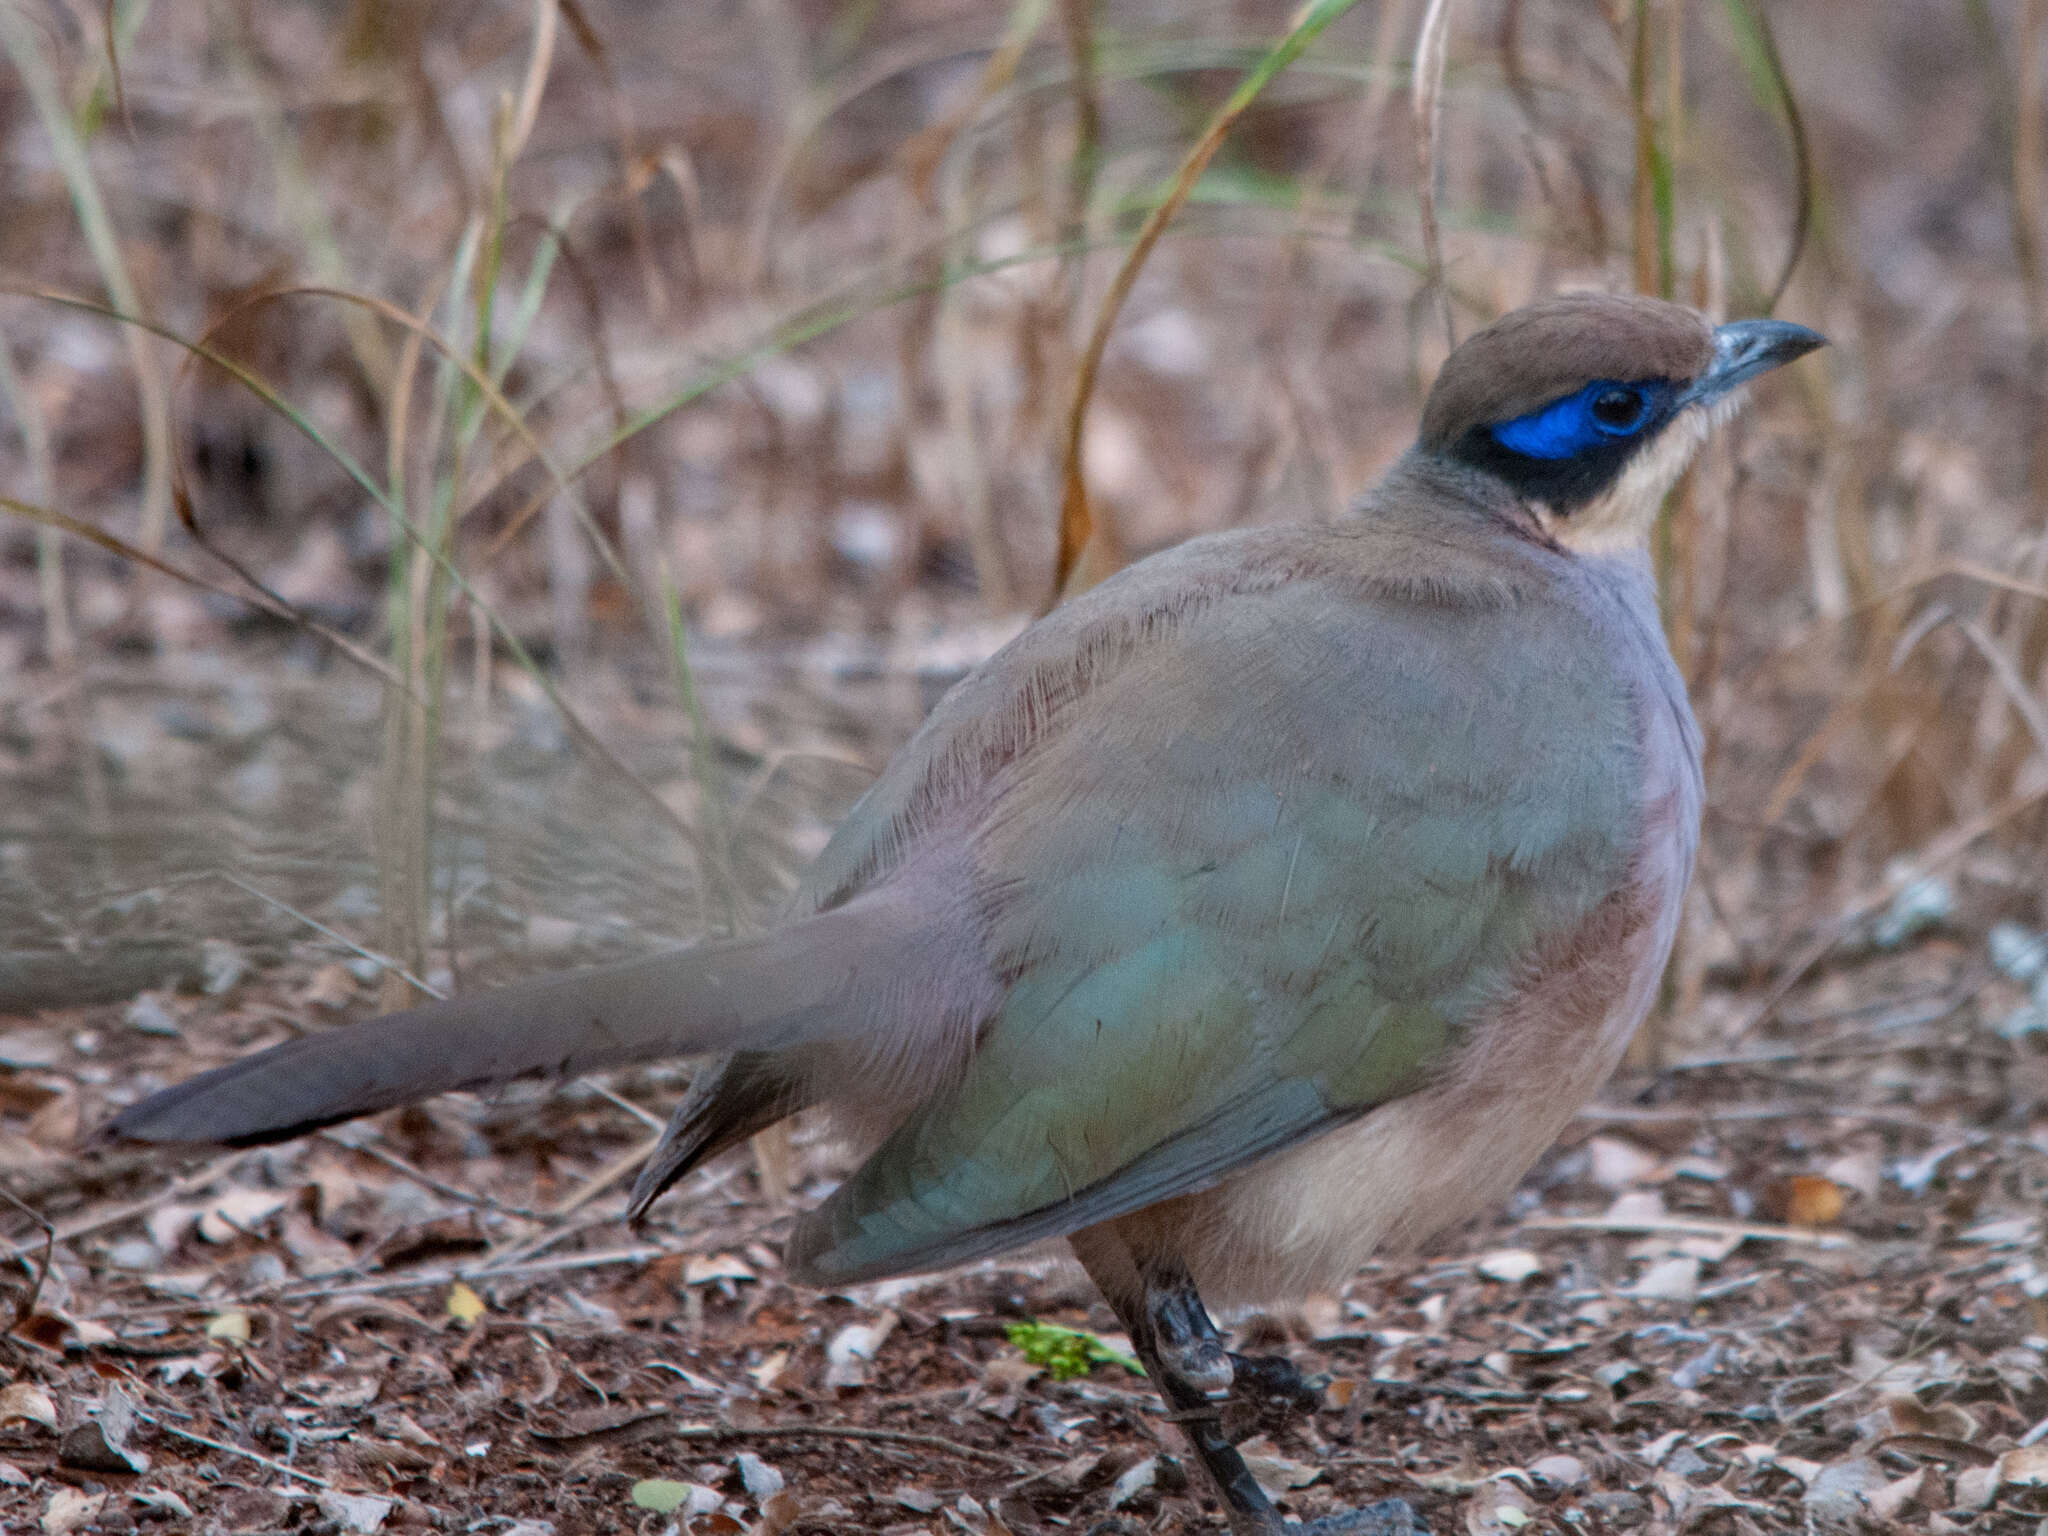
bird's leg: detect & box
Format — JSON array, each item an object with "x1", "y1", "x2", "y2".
[
  {"x1": 1145, "y1": 1258, "x2": 1235, "y2": 1394},
  {"x1": 1223, "y1": 1352, "x2": 1329, "y2": 1440},
  {"x1": 1090, "y1": 1252, "x2": 1425, "y2": 1536},
  {"x1": 1124, "y1": 1258, "x2": 1279, "y2": 1532}
]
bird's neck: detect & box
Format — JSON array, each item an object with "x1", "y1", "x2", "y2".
[
  {"x1": 1346, "y1": 449, "x2": 1662, "y2": 618},
  {"x1": 1364, "y1": 449, "x2": 1557, "y2": 546}
]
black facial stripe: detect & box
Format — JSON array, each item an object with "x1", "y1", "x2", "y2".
[{"x1": 1450, "y1": 397, "x2": 1681, "y2": 512}]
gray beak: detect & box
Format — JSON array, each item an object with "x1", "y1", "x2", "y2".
[{"x1": 1683, "y1": 318, "x2": 1826, "y2": 406}]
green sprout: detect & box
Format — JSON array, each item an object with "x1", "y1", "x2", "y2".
[{"x1": 1004, "y1": 1320, "x2": 1145, "y2": 1381}]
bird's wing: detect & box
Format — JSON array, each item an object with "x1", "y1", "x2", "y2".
[{"x1": 785, "y1": 524, "x2": 1653, "y2": 1285}]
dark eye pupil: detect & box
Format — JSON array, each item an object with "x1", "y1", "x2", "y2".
[{"x1": 1592, "y1": 388, "x2": 1641, "y2": 429}]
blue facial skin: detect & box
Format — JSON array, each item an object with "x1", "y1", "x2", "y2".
[
  {"x1": 1491, "y1": 380, "x2": 1660, "y2": 459},
  {"x1": 1455, "y1": 378, "x2": 1681, "y2": 511}
]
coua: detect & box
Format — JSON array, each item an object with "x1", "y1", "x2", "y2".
[{"x1": 106, "y1": 293, "x2": 1823, "y2": 1535}]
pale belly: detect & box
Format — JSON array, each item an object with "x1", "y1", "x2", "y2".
[{"x1": 1170, "y1": 858, "x2": 1688, "y2": 1310}]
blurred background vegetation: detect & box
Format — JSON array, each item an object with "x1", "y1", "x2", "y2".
[{"x1": 0, "y1": 0, "x2": 2044, "y2": 1062}]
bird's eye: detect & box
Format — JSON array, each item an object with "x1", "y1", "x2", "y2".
[
  {"x1": 1488, "y1": 378, "x2": 1672, "y2": 461},
  {"x1": 1590, "y1": 387, "x2": 1648, "y2": 433}
]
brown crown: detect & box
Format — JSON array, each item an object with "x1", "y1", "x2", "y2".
[{"x1": 1418, "y1": 293, "x2": 1716, "y2": 450}]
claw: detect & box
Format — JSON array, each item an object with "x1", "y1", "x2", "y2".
[{"x1": 1228, "y1": 1352, "x2": 1328, "y2": 1413}]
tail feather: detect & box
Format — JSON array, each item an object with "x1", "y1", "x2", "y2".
[{"x1": 101, "y1": 898, "x2": 915, "y2": 1147}]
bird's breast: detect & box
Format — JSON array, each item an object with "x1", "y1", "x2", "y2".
[{"x1": 1165, "y1": 607, "x2": 1702, "y2": 1310}]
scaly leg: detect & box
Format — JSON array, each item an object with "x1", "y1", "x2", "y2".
[{"x1": 1070, "y1": 1228, "x2": 1426, "y2": 1536}]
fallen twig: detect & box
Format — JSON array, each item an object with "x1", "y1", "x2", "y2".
[
  {"x1": 0, "y1": 1152, "x2": 246, "y2": 1267},
  {"x1": 1517, "y1": 1212, "x2": 1854, "y2": 1249},
  {"x1": 139, "y1": 1410, "x2": 337, "y2": 1489}
]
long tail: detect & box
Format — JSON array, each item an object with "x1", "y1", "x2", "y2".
[{"x1": 101, "y1": 896, "x2": 917, "y2": 1147}]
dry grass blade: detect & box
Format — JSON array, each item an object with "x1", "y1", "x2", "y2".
[
  {"x1": 1059, "y1": 0, "x2": 1102, "y2": 252},
  {"x1": 1730, "y1": 781, "x2": 2048, "y2": 1038},
  {"x1": 1625, "y1": 0, "x2": 1670, "y2": 297},
  {"x1": 1718, "y1": 0, "x2": 1816, "y2": 310},
  {"x1": 0, "y1": 5, "x2": 171, "y2": 553},
  {"x1": 1516, "y1": 1212, "x2": 1853, "y2": 1249},
  {"x1": 506, "y1": 0, "x2": 560, "y2": 162},
  {"x1": 0, "y1": 493, "x2": 403, "y2": 689},
  {"x1": 0, "y1": 326, "x2": 68, "y2": 667},
  {"x1": 1051, "y1": 0, "x2": 1367, "y2": 603},
  {"x1": 8, "y1": 286, "x2": 708, "y2": 866},
  {"x1": 1956, "y1": 615, "x2": 2048, "y2": 764},
  {"x1": 0, "y1": 1187, "x2": 55, "y2": 1334},
  {"x1": 897, "y1": 0, "x2": 1050, "y2": 205},
  {"x1": 1411, "y1": 0, "x2": 1457, "y2": 349},
  {"x1": 138, "y1": 1415, "x2": 339, "y2": 1491},
  {"x1": 93, "y1": 0, "x2": 131, "y2": 134}
]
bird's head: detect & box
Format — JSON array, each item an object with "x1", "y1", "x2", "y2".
[{"x1": 1419, "y1": 293, "x2": 1825, "y2": 555}]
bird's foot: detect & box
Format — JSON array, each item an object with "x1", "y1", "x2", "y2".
[
  {"x1": 1147, "y1": 1277, "x2": 1235, "y2": 1394},
  {"x1": 1219, "y1": 1351, "x2": 1327, "y2": 1442},
  {"x1": 1228, "y1": 1351, "x2": 1328, "y2": 1413},
  {"x1": 1288, "y1": 1498, "x2": 1428, "y2": 1534}
]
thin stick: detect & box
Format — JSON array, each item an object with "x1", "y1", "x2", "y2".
[
  {"x1": 1517, "y1": 1213, "x2": 1852, "y2": 1248},
  {"x1": 324, "y1": 1134, "x2": 546, "y2": 1223},
  {"x1": 139, "y1": 1411, "x2": 338, "y2": 1490},
  {"x1": 0, "y1": 1154, "x2": 246, "y2": 1267},
  {"x1": 260, "y1": 1243, "x2": 677, "y2": 1305}
]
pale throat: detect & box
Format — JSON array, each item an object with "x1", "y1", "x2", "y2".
[{"x1": 1528, "y1": 398, "x2": 1732, "y2": 556}]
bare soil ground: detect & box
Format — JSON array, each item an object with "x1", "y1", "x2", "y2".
[{"x1": 5, "y1": 925, "x2": 2048, "y2": 1534}]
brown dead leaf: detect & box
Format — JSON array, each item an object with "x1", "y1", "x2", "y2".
[
  {"x1": 1999, "y1": 1442, "x2": 2048, "y2": 1486},
  {"x1": 1885, "y1": 1392, "x2": 1981, "y2": 1442},
  {"x1": 40, "y1": 1487, "x2": 105, "y2": 1535},
  {"x1": 745, "y1": 1491, "x2": 802, "y2": 1536},
  {"x1": 197, "y1": 1187, "x2": 288, "y2": 1243},
  {"x1": 1954, "y1": 1461, "x2": 2001, "y2": 1509},
  {"x1": 1586, "y1": 1136, "x2": 1662, "y2": 1188},
  {"x1": 747, "y1": 1347, "x2": 791, "y2": 1391},
  {"x1": 1461, "y1": 1475, "x2": 1538, "y2": 1533},
  {"x1": 1242, "y1": 1446, "x2": 1323, "y2": 1497},
  {"x1": 1780, "y1": 1176, "x2": 1847, "y2": 1228},
  {"x1": 1869, "y1": 1466, "x2": 1941, "y2": 1520},
  {"x1": 10, "y1": 1314, "x2": 73, "y2": 1351},
  {"x1": 24, "y1": 1086, "x2": 79, "y2": 1146},
  {"x1": 0, "y1": 1382, "x2": 58, "y2": 1430},
  {"x1": 300, "y1": 962, "x2": 359, "y2": 1009},
  {"x1": 384, "y1": 1411, "x2": 441, "y2": 1450},
  {"x1": 684, "y1": 1253, "x2": 756, "y2": 1285}
]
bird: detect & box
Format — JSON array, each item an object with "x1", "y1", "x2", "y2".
[{"x1": 104, "y1": 293, "x2": 1823, "y2": 1536}]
